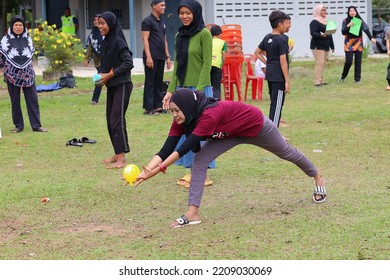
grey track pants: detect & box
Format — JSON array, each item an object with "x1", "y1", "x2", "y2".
[{"x1": 188, "y1": 116, "x2": 318, "y2": 207}]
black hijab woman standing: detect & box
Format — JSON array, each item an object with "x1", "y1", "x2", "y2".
[
  {"x1": 339, "y1": 6, "x2": 376, "y2": 83},
  {"x1": 161, "y1": 0, "x2": 215, "y2": 186},
  {"x1": 0, "y1": 15, "x2": 47, "y2": 133},
  {"x1": 97, "y1": 12, "x2": 134, "y2": 169}
]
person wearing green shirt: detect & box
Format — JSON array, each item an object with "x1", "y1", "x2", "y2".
[{"x1": 162, "y1": 0, "x2": 215, "y2": 187}]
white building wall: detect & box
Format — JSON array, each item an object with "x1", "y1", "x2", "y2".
[{"x1": 211, "y1": 0, "x2": 370, "y2": 57}]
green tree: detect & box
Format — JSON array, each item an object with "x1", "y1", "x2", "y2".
[
  {"x1": 373, "y1": 0, "x2": 390, "y2": 24},
  {"x1": 1, "y1": 0, "x2": 23, "y2": 36}
]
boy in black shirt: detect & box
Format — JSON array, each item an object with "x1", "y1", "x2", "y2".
[{"x1": 255, "y1": 10, "x2": 290, "y2": 128}]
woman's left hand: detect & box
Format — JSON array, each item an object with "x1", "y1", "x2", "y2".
[
  {"x1": 133, "y1": 165, "x2": 156, "y2": 187},
  {"x1": 97, "y1": 69, "x2": 114, "y2": 86}
]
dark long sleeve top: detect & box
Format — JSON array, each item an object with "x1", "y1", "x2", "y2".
[
  {"x1": 310, "y1": 19, "x2": 335, "y2": 51},
  {"x1": 106, "y1": 48, "x2": 134, "y2": 88},
  {"x1": 341, "y1": 18, "x2": 373, "y2": 52},
  {"x1": 341, "y1": 18, "x2": 373, "y2": 39}
]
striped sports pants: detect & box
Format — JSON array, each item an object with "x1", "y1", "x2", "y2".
[{"x1": 267, "y1": 81, "x2": 285, "y2": 127}]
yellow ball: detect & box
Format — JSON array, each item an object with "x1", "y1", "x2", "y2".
[
  {"x1": 288, "y1": 38, "x2": 294, "y2": 48},
  {"x1": 123, "y1": 164, "x2": 140, "y2": 186}
]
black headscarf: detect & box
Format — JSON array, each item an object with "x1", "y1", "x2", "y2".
[
  {"x1": 0, "y1": 15, "x2": 34, "y2": 69},
  {"x1": 175, "y1": 0, "x2": 205, "y2": 86},
  {"x1": 170, "y1": 88, "x2": 218, "y2": 136},
  {"x1": 99, "y1": 12, "x2": 131, "y2": 73},
  {"x1": 346, "y1": 6, "x2": 362, "y2": 22},
  {"x1": 89, "y1": 14, "x2": 103, "y2": 56}
]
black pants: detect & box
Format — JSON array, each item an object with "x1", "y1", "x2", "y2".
[
  {"x1": 341, "y1": 51, "x2": 362, "y2": 82},
  {"x1": 387, "y1": 63, "x2": 390, "y2": 86},
  {"x1": 7, "y1": 82, "x2": 42, "y2": 130},
  {"x1": 143, "y1": 59, "x2": 165, "y2": 111},
  {"x1": 92, "y1": 66, "x2": 103, "y2": 103},
  {"x1": 210, "y1": 66, "x2": 222, "y2": 100},
  {"x1": 106, "y1": 82, "x2": 132, "y2": 154},
  {"x1": 268, "y1": 81, "x2": 285, "y2": 128}
]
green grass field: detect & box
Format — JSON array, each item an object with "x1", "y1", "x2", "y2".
[{"x1": 0, "y1": 57, "x2": 389, "y2": 260}]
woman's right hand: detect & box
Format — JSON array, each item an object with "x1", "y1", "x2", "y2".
[{"x1": 162, "y1": 91, "x2": 172, "y2": 110}]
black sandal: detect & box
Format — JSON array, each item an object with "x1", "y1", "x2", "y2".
[
  {"x1": 143, "y1": 110, "x2": 160, "y2": 115},
  {"x1": 313, "y1": 185, "x2": 327, "y2": 203},
  {"x1": 80, "y1": 137, "x2": 97, "y2": 144},
  {"x1": 11, "y1": 128, "x2": 23, "y2": 133},
  {"x1": 66, "y1": 138, "x2": 83, "y2": 147},
  {"x1": 33, "y1": 127, "x2": 48, "y2": 132},
  {"x1": 155, "y1": 108, "x2": 168, "y2": 114}
]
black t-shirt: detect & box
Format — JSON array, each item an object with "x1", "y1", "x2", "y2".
[
  {"x1": 258, "y1": 33, "x2": 289, "y2": 82},
  {"x1": 141, "y1": 13, "x2": 167, "y2": 61}
]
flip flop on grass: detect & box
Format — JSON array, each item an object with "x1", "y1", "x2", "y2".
[
  {"x1": 177, "y1": 174, "x2": 191, "y2": 186},
  {"x1": 170, "y1": 215, "x2": 201, "y2": 228},
  {"x1": 80, "y1": 137, "x2": 97, "y2": 144},
  {"x1": 66, "y1": 138, "x2": 83, "y2": 147}
]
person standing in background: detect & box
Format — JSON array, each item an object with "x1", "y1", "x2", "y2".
[
  {"x1": 60, "y1": 7, "x2": 79, "y2": 36},
  {"x1": 386, "y1": 29, "x2": 390, "y2": 91},
  {"x1": 255, "y1": 58, "x2": 266, "y2": 78},
  {"x1": 210, "y1": 25, "x2": 226, "y2": 100},
  {"x1": 309, "y1": 4, "x2": 335, "y2": 87},
  {"x1": 0, "y1": 15, "x2": 47, "y2": 133},
  {"x1": 162, "y1": 0, "x2": 215, "y2": 188},
  {"x1": 142, "y1": 0, "x2": 171, "y2": 115},
  {"x1": 84, "y1": 14, "x2": 104, "y2": 105},
  {"x1": 339, "y1": 6, "x2": 376, "y2": 84},
  {"x1": 25, "y1": 21, "x2": 32, "y2": 30},
  {"x1": 97, "y1": 12, "x2": 134, "y2": 169},
  {"x1": 255, "y1": 10, "x2": 290, "y2": 128}
]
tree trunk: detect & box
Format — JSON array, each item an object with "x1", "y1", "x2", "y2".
[{"x1": 1, "y1": 0, "x2": 7, "y2": 37}]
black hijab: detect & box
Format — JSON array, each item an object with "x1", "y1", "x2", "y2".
[
  {"x1": 99, "y1": 12, "x2": 131, "y2": 73},
  {"x1": 171, "y1": 88, "x2": 218, "y2": 137},
  {"x1": 0, "y1": 15, "x2": 34, "y2": 69},
  {"x1": 89, "y1": 14, "x2": 103, "y2": 56},
  {"x1": 346, "y1": 6, "x2": 362, "y2": 22},
  {"x1": 175, "y1": 0, "x2": 205, "y2": 86}
]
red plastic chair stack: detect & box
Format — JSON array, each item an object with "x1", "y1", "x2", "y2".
[
  {"x1": 244, "y1": 54, "x2": 263, "y2": 101},
  {"x1": 221, "y1": 24, "x2": 244, "y2": 101}
]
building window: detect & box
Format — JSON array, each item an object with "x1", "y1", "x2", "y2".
[
  {"x1": 86, "y1": 0, "x2": 129, "y2": 29},
  {"x1": 214, "y1": 0, "x2": 367, "y2": 18}
]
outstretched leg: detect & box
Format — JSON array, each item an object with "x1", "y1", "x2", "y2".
[
  {"x1": 249, "y1": 117, "x2": 318, "y2": 176},
  {"x1": 248, "y1": 116, "x2": 326, "y2": 202}
]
